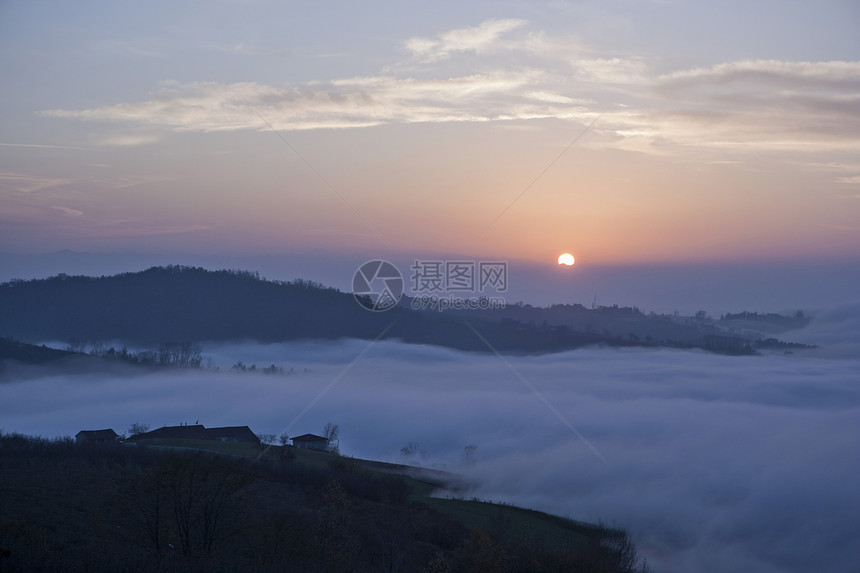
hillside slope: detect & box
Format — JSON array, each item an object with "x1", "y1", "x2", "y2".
[
  {"x1": 0, "y1": 432, "x2": 647, "y2": 572},
  {"x1": 0, "y1": 266, "x2": 809, "y2": 355}
]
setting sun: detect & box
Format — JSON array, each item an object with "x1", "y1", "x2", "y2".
[{"x1": 557, "y1": 253, "x2": 575, "y2": 266}]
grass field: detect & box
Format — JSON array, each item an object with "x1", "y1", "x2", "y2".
[
  {"x1": 134, "y1": 437, "x2": 605, "y2": 550},
  {"x1": 418, "y1": 496, "x2": 599, "y2": 549}
]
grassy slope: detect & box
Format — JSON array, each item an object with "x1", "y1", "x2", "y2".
[
  {"x1": 419, "y1": 497, "x2": 596, "y2": 550},
  {"x1": 1, "y1": 435, "x2": 645, "y2": 572},
  {"x1": 135, "y1": 438, "x2": 600, "y2": 549}
]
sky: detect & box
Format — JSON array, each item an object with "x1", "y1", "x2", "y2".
[
  {"x1": 2, "y1": 0, "x2": 860, "y2": 299},
  {"x1": 2, "y1": 334, "x2": 859, "y2": 572}
]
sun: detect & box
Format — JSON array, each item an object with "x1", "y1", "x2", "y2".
[{"x1": 557, "y1": 253, "x2": 575, "y2": 266}]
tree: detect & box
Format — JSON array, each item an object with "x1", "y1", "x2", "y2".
[
  {"x1": 317, "y1": 480, "x2": 358, "y2": 571},
  {"x1": 322, "y1": 423, "x2": 339, "y2": 454},
  {"x1": 258, "y1": 433, "x2": 276, "y2": 457},
  {"x1": 127, "y1": 422, "x2": 150, "y2": 438},
  {"x1": 278, "y1": 432, "x2": 295, "y2": 462},
  {"x1": 122, "y1": 463, "x2": 168, "y2": 557},
  {"x1": 400, "y1": 442, "x2": 423, "y2": 459},
  {"x1": 160, "y1": 453, "x2": 251, "y2": 555},
  {"x1": 157, "y1": 341, "x2": 203, "y2": 368}
]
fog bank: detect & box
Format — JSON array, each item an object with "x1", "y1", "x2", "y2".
[{"x1": 2, "y1": 341, "x2": 858, "y2": 572}]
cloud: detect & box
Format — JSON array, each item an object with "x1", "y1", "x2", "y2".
[
  {"x1": 405, "y1": 18, "x2": 526, "y2": 61},
  {"x1": 0, "y1": 171, "x2": 72, "y2": 193},
  {"x1": 43, "y1": 74, "x2": 592, "y2": 133},
  {"x1": 658, "y1": 60, "x2": 860, "y2": 89},
  {"x1": 638, "y1": 59, "x2": 860, "y2": 152},
  {"x1": 573, "y1": 57, "x2": 649, "y2": 84},
  {"x1": 2, "y1": 337, "x2": 859, "y2": 572},
  {"x1": 96, "y1": 134, "x2": 159, "y2": 147},
  {"x1": 39, "y1": 20, "x2": 860, "y2": 155},
  {"x1": 0, "y1": 142, "x2": 97, "y2": 151},
  {"x1": 50, "y1": 206, "x2": 84, "y2": 217}
]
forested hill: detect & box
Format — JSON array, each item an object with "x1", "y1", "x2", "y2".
[
  {"x1": 0, "y1": 337, "x2": 78, "y2": 364},
  {"x1": 0, "y1": 266, "x2": 413, "y2": 346},
  {"x1": 0, "y1": 266, "x2": 526, "y2": 350},
  {"x1": 0, "y1": 266, "x2": 811, "y2": 355}
]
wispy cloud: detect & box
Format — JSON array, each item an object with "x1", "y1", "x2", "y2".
[
  {"x1": 658, "y1": 60, "x2": 860, "y2": 89},
  {"x1": 43, "y1": 73, "x2": 591, "y2": 133},
  {"x1": 0, "y1": 171, "x2": 72, "y2": 193},
  {"x1": 39, "y1": 21, "x2": 860, "y2": 155},
  {"x1": 50, "y1": 206, "x2": 84, "y2": 217},
  {"x1": 96, "y1": 134, "x2": 159, "y2": 147},
  {"x1": 0, "y1": 142, "x2": 97, "y2": 151},
  {"x1": 405, "y1": 18, "x2": 526, "y2": 61},
  {"x1": 88, "y1": 221, "x2": 211, "y2": 237},
  {"x1": 573, "y1": 57, "x2": 649, "y2": 84},
  {"x1": 639, "y1": 59, "x2": 860, "y2": 152}
]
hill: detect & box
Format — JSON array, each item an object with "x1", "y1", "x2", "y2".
[
  {"x1": 0, "y1": 265, "x2": 811, "y2": 355},
  {"x1": 0, "y1": 338, "x2": 77, "y2": 365},
  {"x1": 0, "y1": 432, "x2": 648, "y2": 572}
]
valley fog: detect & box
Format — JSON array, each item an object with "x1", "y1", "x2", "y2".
[{"x1": 2, "y1": 335, "x2": 859, "y2": 572}]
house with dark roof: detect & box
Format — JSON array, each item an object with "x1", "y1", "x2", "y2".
[
  {"x1": 128, "y1": 424, "x2": 210, "y2": 441},
  {"x1": 75, "y1": 429, "x2": 119, "y2": 444},
  {"x1": 291, "y1": 433, "x2": 329, "y2": 451},
  {"x1": 126, "y1": 424, "x2": 260, "y2": 444},
  {"x1": 205, "y1": 426, "x2": 259, "y2": 443}
]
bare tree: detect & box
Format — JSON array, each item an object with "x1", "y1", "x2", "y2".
[
  {"x1": 258, "y1": 433, "x2": 276, "y2": 457},
  {"x1": 122, "y1": 463, "x2": 168, "y2": 557},
  {"x1": 156, "y1": 341, "x2": 203, "y2": 368},
  {"x1": 318, "y1": 480, "x2": 358, "y2": 571},
  {"x1": 127, "y1": 422, "x2": 151, "y2": 438},
  {"x1": 322, "y1": 423, "x2": 339, "y2": 454},
  {"x1": 400, "y1": 442, "x2": 422, "y2": 459},
  {"x1": 160, "y1": 453, "x2": 251, "y2": 556}
]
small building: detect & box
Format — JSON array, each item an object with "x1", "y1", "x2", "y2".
[
  {"x1": 206, "y1": 426, "x2": 260, "y2": 444},
  {"x1": 75, "y1": 429, "x2": 119, "y2": 444},
  {"x1": 128, "y1": 424, "x2": 210, "y2": 441},
  {"x1": 126, "y1": 424, "x2": 260, "y2": 444},
  {"x1": 291, "y1": 433, "x2": 329, "y2": 451}
]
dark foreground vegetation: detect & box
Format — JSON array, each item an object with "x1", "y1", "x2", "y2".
[{"x1": 0, "y1": 432, "x2": 648, "y2": 573}]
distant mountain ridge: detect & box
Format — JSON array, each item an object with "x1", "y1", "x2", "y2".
[{"x1": 0, "y1": 265, "x2": 811, "y2": 355}]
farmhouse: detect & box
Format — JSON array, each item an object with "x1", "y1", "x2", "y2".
[
  {"x1": 75, "y1": 429, "x2": 119, "y2": 444},
  {"x1": 127, "y1": 424, "x2": 260, "y2": 444},
  {"x1": 291, "y1": 433, "x2": 329, "y2": 451},
  {"x1": 206, "y1": 426, "x2": 260, "y2": 443},
  {"x1": 132, "y1": 424, "x2": 208, "y2": 440}
]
